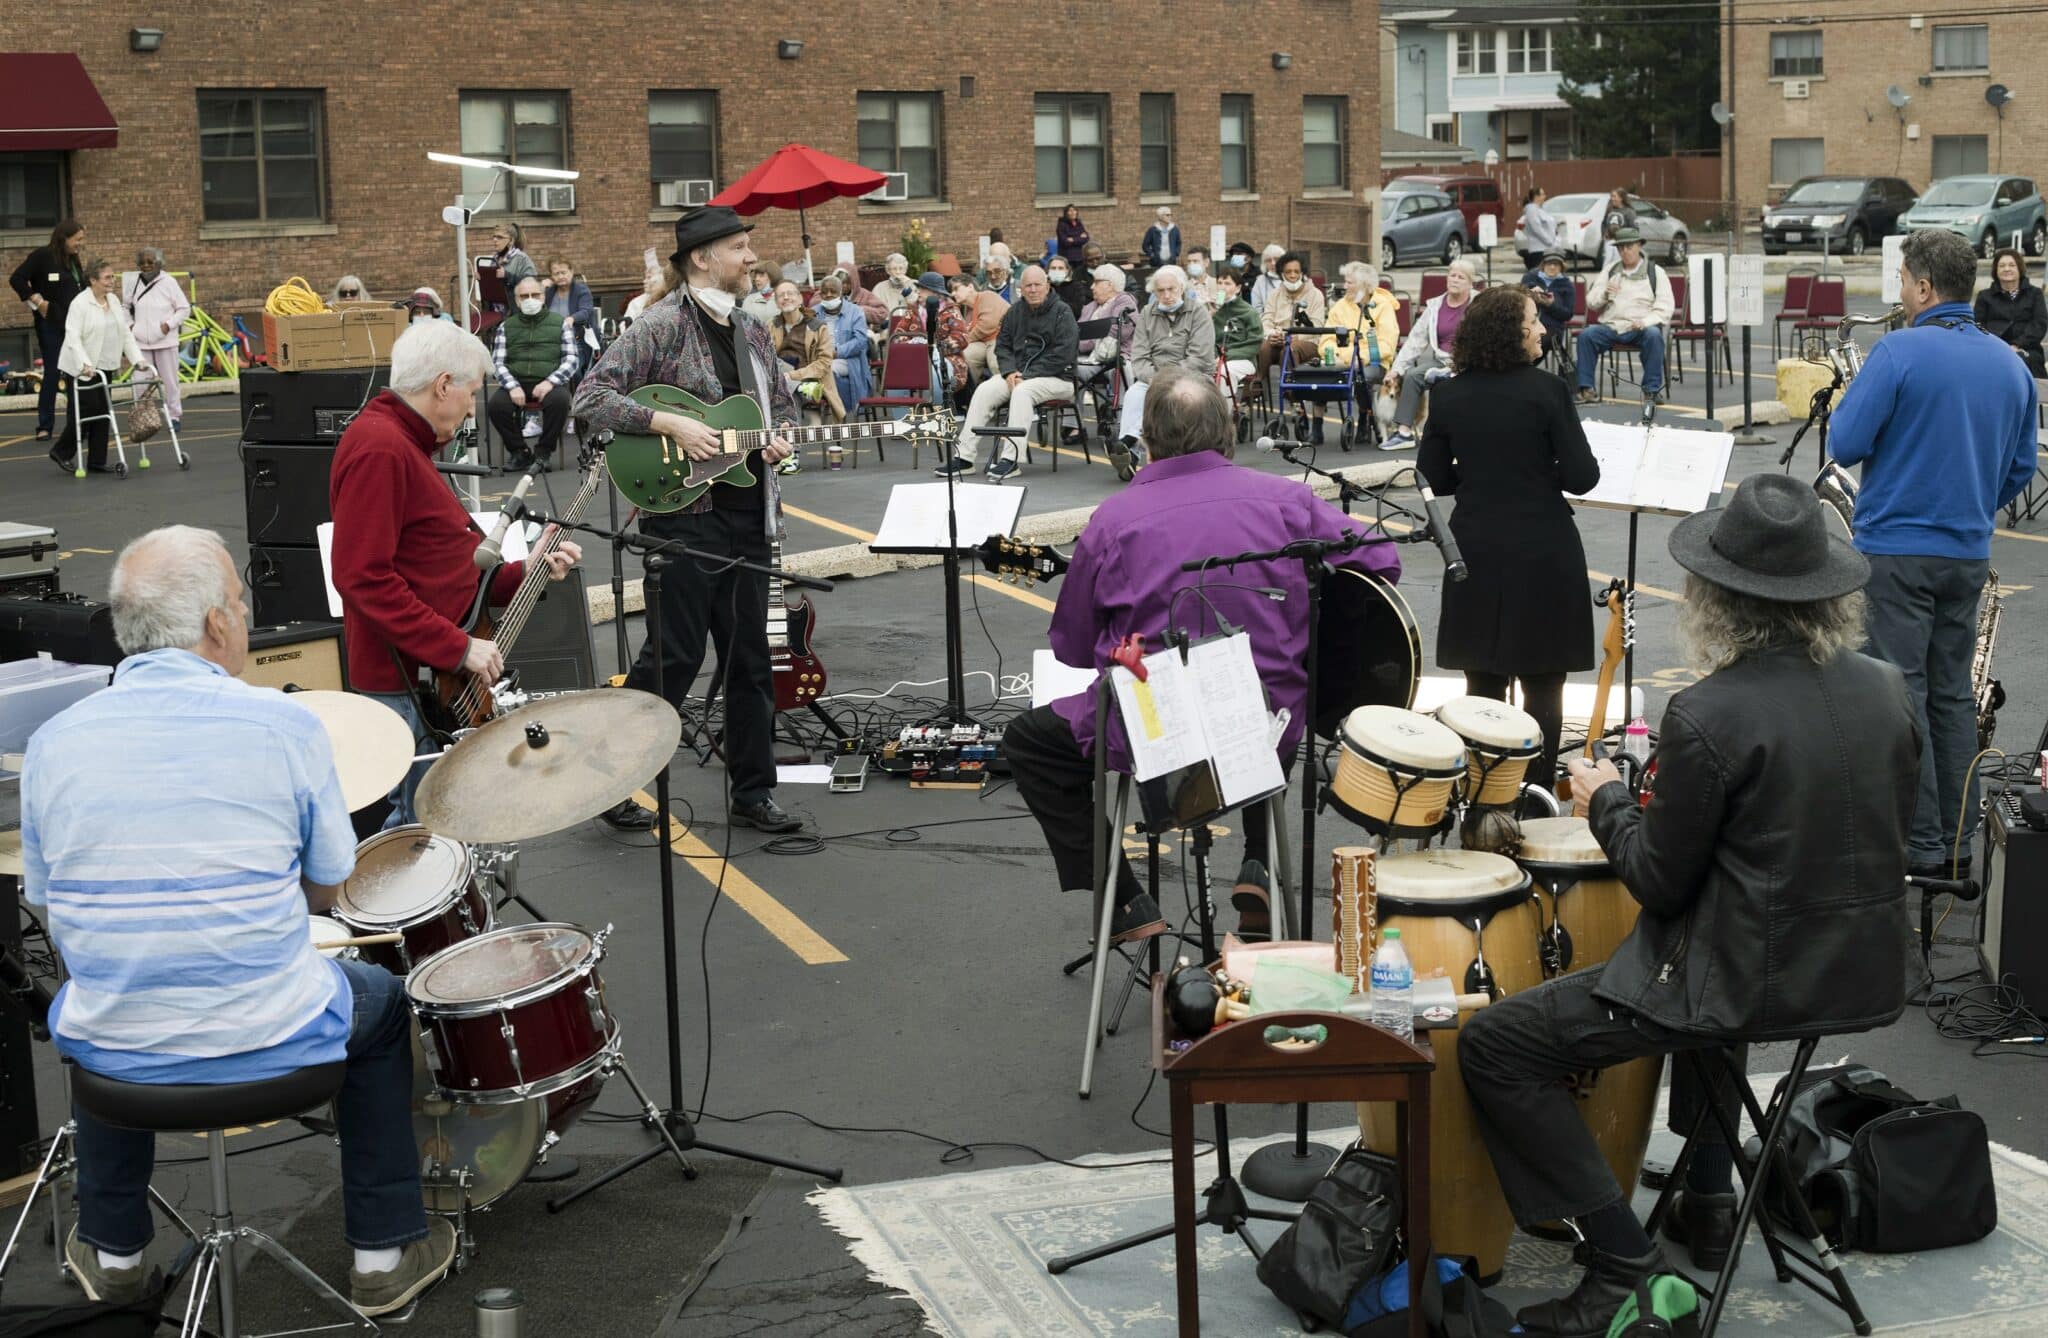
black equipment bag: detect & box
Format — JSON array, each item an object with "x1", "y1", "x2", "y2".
[{"x1": 1258, "y1": 1143, "x2": 1404, "y2": 1327}]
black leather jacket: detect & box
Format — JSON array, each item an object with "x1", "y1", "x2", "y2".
[{"x1": 1588, "y1": 645, "x2": 1920, "y2": 1041}]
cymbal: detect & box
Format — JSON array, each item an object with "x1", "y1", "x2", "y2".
[
  {"x1": 291, "y1": 691, "x2": 418, "y2": 813},
  {"x1": 415, "y1": 689, "x2": 680, "y2": 843},
  {"x1": 0, "y1": 829, "x2": 21, "y2": 879}
]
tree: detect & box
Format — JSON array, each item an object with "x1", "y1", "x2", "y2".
[{"x1": 1556, "y1": 2, "x2": 1721, "y2": 157}]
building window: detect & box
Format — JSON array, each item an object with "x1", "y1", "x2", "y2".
[
  {"x1": 1932, "y1": 25, "x2": 1990, "y2": 73},
  {"x1": 0, "y1": 152, "x2": 68, "y2": 232},
  {"x1": 857, "y1": 92, "x2": 942, "y2": 200},
  {"x1": 1931, "y1": 135, "x2": 1990, "y2": 179},
  {"x1": 458, "y1": 91, "x2": 568, "y2": 209},
  {"x1": 1768, "y1": 32, "x2": 1823, "y2": 78},
  {"x1": 1220, "y1": 94, "x2": 1254, "y2": 193},
  {"x1": 1140, "y1": 93, "x2": 1175, "y2": 195},
  {"x1": 1426, "y1": 114, "x2": 1456, "y2": 145},
  {"x1": 1034, "y1": 94, "x2": 1108, "y2": 197},
  {"x1": 197, "y1": 91, "x2": 325, "y2": 224},
  {"x1": 649, "y1": 91, "x2": 716, "y2": 197},
  {"x1": 1769, "y1": 137, "x2": 1825, "y2": 184},
  {"x1": 1455, "y1": 31, "x2": 1498, "y2": 76},
  {"x1": 1507, "y1": 28, "x2": 1553, "y2": 75},
  {"x1": 1302, "y1": 96, "x2": 1346, "y2": 190}
]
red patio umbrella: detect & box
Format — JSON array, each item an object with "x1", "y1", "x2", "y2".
[{"x1": 711, "y1": 143, "x2": 886, "y2": 283}]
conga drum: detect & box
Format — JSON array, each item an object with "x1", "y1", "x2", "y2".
[
  {"x1": 1328, "y1": 706, "x2": 1466, "y2": 838},
  {"x1": 1357, "y1": 850, "x2": 1544, "y2": 1281},
  {"x1": 1434, "y1": 696, "x2": 1543, "y2": 809},
  {"x1": 1515, "y1": 817, "x2": 1665, "y2": 1203}
]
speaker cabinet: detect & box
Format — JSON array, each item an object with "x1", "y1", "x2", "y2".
[
  {"x1": 1984, "y1": 791, "x2": 2048, "y2": 1005},
  {"x1": 506, "y1": 568, "x2": 597, "y2": 693},
  {"x1": 241, "y1": 620, "x2": 347, "y2": 692},
  {"x1": 247, "y1": 545, "x2": 333, "y2": 628},
  {"x1": 242, "y1": 442, "x2": 335, "y2": 548},
  {"x1": 239, "y1": 365, "x2": 389, "y2": 444}
]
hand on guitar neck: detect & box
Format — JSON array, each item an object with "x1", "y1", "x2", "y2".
[{"x1": 649, "y1": 409, "x2": 793, "y2": 465}]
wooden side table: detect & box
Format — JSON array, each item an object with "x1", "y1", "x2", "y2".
[{"x1": 1157, "y1": 992, "x2": 1435, "y2": 1338}]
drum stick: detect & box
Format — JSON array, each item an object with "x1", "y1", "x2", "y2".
[
  {"x1": 1455, "y1": 993, "x2": 1491, "y2": 1010},
  {"x1": 327, "y1": 932, "x2": 404, "y2": 947}
]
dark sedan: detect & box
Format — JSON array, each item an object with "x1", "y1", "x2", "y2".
[{"x1": 1762, "y1": 176, "x2": 1918, "y2": 256}]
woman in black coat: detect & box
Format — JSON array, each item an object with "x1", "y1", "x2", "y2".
[
  {"x1": 6, "y1": 217, "x2": 88, "y2": 441},
  {"x1": 1417, "y1": 284, "x2": 1600, "y2": 790},
  {"x1": 1975, "y1": 248, "x2": 2047, "y2": 377}
]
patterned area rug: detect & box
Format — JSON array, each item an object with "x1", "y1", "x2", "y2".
[{"x1": 811, "y1": 1123, "x2": 2048, "y2": 1337}]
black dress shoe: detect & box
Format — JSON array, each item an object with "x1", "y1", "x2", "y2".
[
  {"x1": 1110, "y1": 891, "x2": 1169, "y2": 945},
  {"x1": 1515, "y1": 1244, "x2": 1669, "y2": 1338},
  {"x1": 1908, "y1": 857, "x2": 1972, "y2": 881},
  {"x1": 730, "y1": 796, "x2": 801, "y2": 833},
  {"x1": 1660, "y1": 1189, "x2": 1737, "y2": 1271},
  {"x1": 1231, "y1": 859, "x2": 1272, "y2": 941},
  {"x1": 35, "y1": 427, "x2": 53, "y2": 442},
  {"x1": 50, "y1": 447, "x2": 76, "y2": 472},
  {"x1": 598, "y1": 797, "x2": 655, "y2": 831}
]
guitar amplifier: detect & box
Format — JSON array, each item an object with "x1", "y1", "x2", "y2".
[
  {"x1": 507, "y1": 568, "x2": 597, "y2": 692},
  {"x1": 243, "y1": 442, "x2": 335, "y2": 548},
  {"x1": 241, "y1": 620, "x2": 347, "y2": 692},
  {"x1": 0, "y1": 592, "x2": 121, "y2": 667},
  {"x1": 239, "y1": 365, "x2": 389, "y2": 444},
  {"x1": 247, "y1": 545, "x2": 333, "y2": 628},
  {"x1": 1983, "y1": 788, "x2": 2048, "y2": 1006}
]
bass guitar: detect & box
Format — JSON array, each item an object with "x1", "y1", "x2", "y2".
[
  {"x1": 605, "y1": 385, "x2": 952, "y2": 512},
  {"x1": 768, "y1": 528, "x2": 828, "y2": 712},
  {"x1": 1582, "y1": 579, "x2": 1632, "y2": 761}
]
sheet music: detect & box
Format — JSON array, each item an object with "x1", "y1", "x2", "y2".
[
  {"x1": 1112, "y1": 652, "x2": 1205, "y2": 782},
  {"x1": 869, "y1": 483, "x2": 1029, "y2": 553},
  {"x1": 1574, "y1": 426, "x2": 1642, "y2": 510},
  {"x1": 1184, "y1": 635, "x2": 1286, "y2": 807},
  {"x1": 1031, "y1": 650, "x2": 1097, "y2": 708},
  {"x1": 1572, "y1": 422, "x2": 1733, "y2": 516}
]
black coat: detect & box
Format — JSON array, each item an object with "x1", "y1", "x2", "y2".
[
  {"x1": 1588, "y1": 647, "x2": 1919, "y2": 1040},
  {"x1": 7, "y1": 244, "x2": 87, "y2": 330},
  {"x1": 1973, "y1": 280, "x2": 2048, "y2": 376},
  {"x1": 1417, "y1": 364, "x2": 1600, "y2": 675}
]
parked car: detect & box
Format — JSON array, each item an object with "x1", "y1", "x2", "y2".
[
  {"x1": 1386, "y1": 174, "x2": 1505, "y2": 241},
  {"x1": 1512, "y1": 193, "x2": 1691, "y2": 268},
  {"x1": 1380, "y1": 184, "x2": 1468, "y2": 268},
  {"x1": 1762, "y1": 176, "x2": 1918, "y2": 256},
  {"x1": 1899, "y1": 174, "x2": 2047, "y2": 258}
]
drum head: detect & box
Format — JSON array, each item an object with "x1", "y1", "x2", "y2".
[
  {"x1": 407, "y1": 924, "x2": 595, "y2": 1010},
  {"x1": 1516, "y1": 816, "x2": 1611, "y2": 868},
  {"x1": 409, "y1": 1028, "x2": 544, "y2": 1213},
  {"x1": 1340, "y1": 706, "x2": 1466, "y2": 775},
  {"x1": 1435, "y1": 696, "x2": 1542, "y2": 756},
  {"x1": 1376, "y1": 850, "x2": 1531, "y2": 916},
  {"x1": 307, "y1": 916, "x2": 353, "y2": 958},
  {"x1": 339, "y1": 826, "x2": 473, "y2": 927}
]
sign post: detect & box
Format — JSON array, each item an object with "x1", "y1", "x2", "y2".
[
  {"x1": 1726, "y1": 252, "x2": 1771, "y2": 444},
  {"x1": 1477, "y1": 213, "x2": 1499, "y2": 283}
]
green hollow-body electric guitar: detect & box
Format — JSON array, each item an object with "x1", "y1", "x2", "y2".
[{"x1": 605, "y1": 384, "x2": 953, "y2": 513}]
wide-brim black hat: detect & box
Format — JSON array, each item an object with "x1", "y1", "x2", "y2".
[
  {"x1": 670, "y1": 206, "x2": 753, "y2": 266},
  {"x1": 1668, "y1": 473, "x2": 1869, "y2": 602},
  {"x1": 914, "y1": 271, "x2": 950, "y2": 297}
]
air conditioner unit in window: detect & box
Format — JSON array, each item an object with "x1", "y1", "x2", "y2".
[
  {"x1": 1782, "y1": 80, "x2": 1811, "y2": 100},
  {"x1": 520, "y1": 183, "x2": 576, "y2": 213},
  {"x1": 658, "y1": 179, "x2": 715, "y2": 208},
  {"x1": 865, "y1": 172, "x2": 910, "y2": 203}
]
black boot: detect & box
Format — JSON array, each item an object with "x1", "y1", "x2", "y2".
[
  {"x1": 1660, "y1": 1190, "x2": 1737, "y2": 1271},
  {"x1": 1515, "y1": 1244, "x2": 1670, "y2": 1338},
  {"x1": 1310, "y1": 413, "x2": 1326, "y2": 444}
]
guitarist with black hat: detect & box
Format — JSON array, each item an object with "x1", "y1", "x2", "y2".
[{"x1": 572, "y1": 206, "x2": 801, "y2": 834}]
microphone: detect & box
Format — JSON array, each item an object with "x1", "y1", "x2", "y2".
[
  {"x1": 1415, "y1": 479, "x2": 1468, "y2": 582},
  {"x1": 474, "y1": 473, "x2": 535, "y2": 570},
  {"x1": 1641, "y1": 395, "x2": 1658, "y2": 427},
  {"x1": 1256, "y1": 435, "x2": 1281, "y2": 453},
  {"x1": 926, "y1": 292, "x2": 942, "y2": 330}
]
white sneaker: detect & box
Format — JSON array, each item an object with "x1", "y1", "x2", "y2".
[{"x1": 1379, "y1": 429, "x2": 1416, "y2": 452}]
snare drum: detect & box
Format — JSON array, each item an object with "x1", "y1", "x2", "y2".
[
  {"x1": 407, "y1": 924, "x2": 617, "y2": 1107},
  {"x1": 1328, "y1": 706, "x2": 1466, "y2": 838},
  {"x1": 1357, "y1": 850, "x2": 1543, "y2": 1282},
  {"x1": 1434, "y1": 696, "x2": 1543, "y2": 809},
  {"x1": 335, "y1": 826, "x2": 492, "y2": 975},
  {"x1": 306, "y1": 916, "x2": 358, "y2": 961}
]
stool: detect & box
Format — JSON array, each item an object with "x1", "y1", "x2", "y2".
[
  {"x1": 69, "y1": 1062, "x2": 377, "y2": 1338},
  {"x1": 1644, "y1": 1037, "x2": 1872, "y2": 1337}
]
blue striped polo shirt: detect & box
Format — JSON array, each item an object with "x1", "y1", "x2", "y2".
[{"x1": 20, "y1": 648, "x2": 360, "y2": 1082}]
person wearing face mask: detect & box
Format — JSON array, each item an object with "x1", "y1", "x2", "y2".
[
  {"x1": 1255, "y1": 252, "x2": 1326, "y2": 423},
  {"x1": 813, "y1": 274, "x2": 875, "y2": 415},
  {"x1": 401, "y1": 287, "x2": 455, "y2": 325},
  {"x1": 486, "y1": 275, "x2": 579, "y2": 472},
  {"x1": 874, "y1": 252, "x2": 917, "y2": 315},
  {"x1": 1076, "y1": 264, "x2": 1137, "y2": 438},
  {"x1": 1182, "y1": 248, "x2": 1216, "y2": 307},
  {"x1": 125, "y1": 247, "x2": 190, "y2": 431},
  {"x1": 1114, "y1": 265, "x2": 1215, "y2": 477},
  {"x1": 1384, "y1": 256, "x2": 1481, "y2": 450},
  {"x1": 1248, "y1": 243, "x2": 1289, "y2": 311},
  {"x1": 1213, "y1": 266, "x2": 1264, "y2": 397},
  {"x1": 1045, "y1": 256, "x2": 1087, "y2": 320},
  {"x1": 1974, "y1": 247, "x2": 2046, "y2": 376},
  {"x1": 330, "y1": 319, "x2": 582, "y2": 826},
  {"x1": 49, "y1": 258, "x2": 143, "y2": 475},
  {"x1": 770, "y1": 279, "x2": 843, "y2": 431}
]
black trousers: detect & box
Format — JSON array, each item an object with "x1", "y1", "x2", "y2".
[
  {"x1": 1003, "y1": 703, "x2": 1282, "y2": 904},
  {"x1": 625, "y1": 507, "x2": 777, "y2": 806},
  {"x1": 52, "y1": 379, "x2": 111, "y2": 469},
  {"x1": 1464, "y1": 670, "x2": 1566, "y2": 797},
  {"x1": 1460, "y1": 969, "x2": 1747, "y2": 1226},
  {"x1": 485, "y1": 378, "x2": 570, "y2": 461}
]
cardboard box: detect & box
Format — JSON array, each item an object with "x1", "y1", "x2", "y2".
[{"x1": 262, "y1": 304, "x2": 407, "y2": 372}]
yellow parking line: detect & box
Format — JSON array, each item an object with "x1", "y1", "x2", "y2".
[
  {"x1": 781, "y1": 504, "x2": 874, "y2": 542},
  {"x1": 631, "y1": 789, "x2": 847, "y2": 965},
  {"x1": 969, "y1": 573, "x2": 1056, "y2": 611}
]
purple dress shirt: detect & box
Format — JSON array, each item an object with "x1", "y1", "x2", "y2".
[{"x1": 1048, "y1": 451, "x2": 1402, "y2": 772}]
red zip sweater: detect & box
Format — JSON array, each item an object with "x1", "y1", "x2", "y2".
[{"x1": 329, "y1": 391, "x2": 525, "y2": 692}]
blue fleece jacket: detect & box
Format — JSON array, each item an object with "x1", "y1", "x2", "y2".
[{"x1": 1827, "y1": 301, "x2": 2039, "y2": 559}]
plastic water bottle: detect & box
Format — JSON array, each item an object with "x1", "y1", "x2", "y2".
[
  {"x1": 521, "y1": 410, "x2": 542, "y2": 440},
  {"x1": 1370, "y1": 928, "x2": 1414, "y2": 1042},
  {"x1": 1623, "y1": 717, "x2": 1652, "y2": 767}
]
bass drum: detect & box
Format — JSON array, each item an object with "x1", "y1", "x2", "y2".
[
  {"x1": 1314, "y1": 567, "x2": 1422, "y2": 738},
  {"x1": 408, "y1": 1027, "x2": 546, "y2": 1214}
]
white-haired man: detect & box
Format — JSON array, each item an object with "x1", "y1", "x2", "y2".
[
  {"x1": 329, "y1": 319, "x2": 582, "y2": 827},
  {"x1": 1113, "y1": 264, "x2": 1215, "y2": 478},
  {"x1": 939, "y1": 264, "x2": 1077, "y2": 482},
  {"x1": 20, "y1": 526, "x2": 456, "y2": 1314}
]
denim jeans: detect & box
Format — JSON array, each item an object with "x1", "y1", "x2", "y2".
[
  {"x1": 74, "y1": 959, "x2": 428, "y2": 1253},
  {"x1": 365, "y1": 691, "x2": 432, "y2": 830},
  {"x1": 1576, "y1": 323, "x2": 1666, "y2": 395}
]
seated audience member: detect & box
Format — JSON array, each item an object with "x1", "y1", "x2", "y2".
[
  {"x1": 1522, "y1": 250, "x2": 1577, "y2": 365},
  {"x1": 623, "y1": 253, "x2": 666, "y2": 324},
  {"x1": 979, "y1": 250, "x2": 1017, "y2": 303},
  {"x1": 1575, "y1": 227, "x2": 1673, "y2": 406},
  {"x1": 832, "y1": 263, "x2": 891, "y2": 334},
  {"x1": 544, "y1": 258, "x2": 596, "y2": 375},
  {"x1": 1320, "y1": 261, "x2": 1399, "y2": 378},
  {"x1": 401, "y1": 287, "x2": 454, "y2": 324},
  {"x1": 1047, "y1": 254, "x2": 1088, "y2": 319},
  {"x1": 331, "y1": 275, "x2": 369, "y2": 305},
  {"x1": 814, "y1": 273, "x2": 874, "y2": 418},
  {"x1": 1183, "y1": 247, "x2": 1217, "y2": 307},
  {"x1": 887, "y1": 270, "x2": 971, "y2": 401},
  {"x1": 1115, "y1": 264, "x2": 1216, "y2": 477},
  {"x1": 1214, "y1": 266, "x2": 1264, "y2": 396},
  {"x1": 1249, "y1": 243, "x2": 1288, "y2": 310},
  {"x1": 1975, "y1": 247, "x2": 2047, "y2": 376},
  {"x1": 1077, "y1": 264, "x2": 1139, "y2": 417},
  {"x1": 939, "y1": 265, "x2": 1076, "y2": 482},
  {"x1": 1142, "y1": 206, "x2": 1181, "y2": 270},
  {"x1": 770, "y1": 280, "x2": 843, "y2": 435},
  {"x1": 1384, "y1": 256, "x2": 1480, "y2": 450},
  {"x1": 952, "y1": 274, "x2": 1009, "y2": 383},
  {"x1": 486, "y1": 275, "x2": 578, "y2": 472},
  {"x1": 740, "y1": 266, "x2": 779, "y2": 323},
  {"x1": 1257, "y1": 251, "x2": 1326, "y2": 391},
  {"x1": 874, "y1": 252, "x2": 918, "y2": 314}
]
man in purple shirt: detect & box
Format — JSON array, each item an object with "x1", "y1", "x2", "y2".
[{"x1": 1004, "y1": 367, "x2": 1401, "y2": 940}]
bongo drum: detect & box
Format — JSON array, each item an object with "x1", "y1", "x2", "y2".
[
  {"x1": 1434, "y1": 696, "x2": 1543, "y2": 809},
  {"x1": 1515, "y1": 816, "x2": 1664, "y2": 1204},
  {"x1": 1356, "y1": 850, "x2": 1543, "y2": 1280},
  {"x1": 1328, "y1": 706, "x2": 1466, "y2": 838}
]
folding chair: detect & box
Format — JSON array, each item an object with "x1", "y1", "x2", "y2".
[
  {"x1": 1772, "y1": 270, "x2": 1818, "y2": 362},
  {"x1": 1033, "y1": 397, "x2": 1088, "y2": 470},
  {"x1": 1790, "y1": 278, "x2": 1848, "y2": 361},
  {"x1": 1668, "y1": 273, "x2": 1734, "y2": 389},
  {"x1": 1419, "y1": 269, "x2": 1449, "y2": 304},
  {"x1": 857, "y1": 340, "x2": 934, "y2": 466}
]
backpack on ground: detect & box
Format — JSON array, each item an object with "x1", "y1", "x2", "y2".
[{"x1": 1606, "y1": 1273, "x2": 1700, "y2": 1336}]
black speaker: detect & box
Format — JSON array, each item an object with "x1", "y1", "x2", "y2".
[
  {"x1": 239, "y1": 365, "x2": 389, "y2": 444},
  {"x1": 1984, "y1": 791, "x2": 2048, "y2": 1005},
  {"x1": 0, "y1": 592, "x2": 121, "y2": 666},
  {"x1": 247, "y1": 545, "x2": 333, "y2": 627},
  {"x1": 243, "y1": 442, "x2": 335, "y2": 547},
  {"x1": 506, "y1": 568, "x2": 597, "y2": 692}
]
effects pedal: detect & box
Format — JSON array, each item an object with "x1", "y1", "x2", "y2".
[{"x1": 830, "y1": 752, "x2": 870, "y2": 793}]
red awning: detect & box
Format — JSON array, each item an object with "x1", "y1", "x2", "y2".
[{"x1": 0, "y1": 54, "x2": 119, "y2": 150}]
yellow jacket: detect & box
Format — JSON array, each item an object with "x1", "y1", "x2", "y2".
[{"x1": 1319, "y1": 290, "x2": 1401, "y2": 366}]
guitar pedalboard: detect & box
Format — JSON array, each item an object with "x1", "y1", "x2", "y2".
[{"x1": 873, "y1": 723, "x2": 1007, "y2": 785}]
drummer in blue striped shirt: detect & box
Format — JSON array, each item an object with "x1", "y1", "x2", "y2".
[{"x1": 20, "y1": 526, "x2": 455, "y2": 1315}]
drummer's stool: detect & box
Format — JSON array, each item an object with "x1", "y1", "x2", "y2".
[
  {"x1": 1644, "y1": 1036, "x2": 1873, "y2": 1337},
  {"x1": 69, "y1": 1061, "x2": 379, "y2": 1338}
]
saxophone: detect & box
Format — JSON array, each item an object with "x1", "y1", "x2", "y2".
[
  {"x1": 1974, "y1": 574, "x2": 2005, "y2": 749},
  {"x1": 1812, "y1": 305, "x2": 1906, "y2": 379}
]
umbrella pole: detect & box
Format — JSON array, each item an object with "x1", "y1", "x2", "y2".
[{"x1": 801, "y1": 205, "x2": 814, "y2": 285}]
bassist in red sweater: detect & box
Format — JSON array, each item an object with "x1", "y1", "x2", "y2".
[{"x1": 330, "y1": 321, "x2": 581, "y2": 826}]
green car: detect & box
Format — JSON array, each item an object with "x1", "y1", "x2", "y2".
[{"x1": 1899, "y1": 174, "x2": 2047, "y2": 259}]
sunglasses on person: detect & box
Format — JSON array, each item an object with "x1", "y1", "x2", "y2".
[{"x1": 339, "y1": 287, "x2": 361, "y2": 298}]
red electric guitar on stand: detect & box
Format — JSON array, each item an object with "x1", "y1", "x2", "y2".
[{"x1": 768, "y1": 530, "x2": 827, "y2": 714}]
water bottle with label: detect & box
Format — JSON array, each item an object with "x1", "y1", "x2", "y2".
[{"x1": 1369, "y1": 927, "x2": 1414, "y2": 1042}]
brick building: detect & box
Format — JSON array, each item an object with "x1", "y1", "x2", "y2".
[
  {"x1": 1725, "y1": 0, "x2": 2041, "y2": 208},
  {"x1": 1, "y1": 1, "x2": 1380, "y2": 367}
]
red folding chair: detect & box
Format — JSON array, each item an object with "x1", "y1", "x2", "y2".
[
  {"x1": 1789, "y1": 278, "x2": 1847, "y2": 360},
  {"x1": 1394, "y1": 295, "x2": 1414, "y2": 339},
  {"x1": 857, "y1": 339, "x2": 934, "y2": 466},
  {"x1": 1773, "y1": 271, "x2": 1818, "y2": 361},
  {"x1": 1419, "y1": 270, "x2": 1449, "y2": 304},
  {"x1": 1667, "y1": 273, "x2": 1733, "y2": 389}
]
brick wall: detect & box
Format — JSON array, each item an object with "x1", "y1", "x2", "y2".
[{"x1": 2, "y1": 1, "x2": 1380, "y2": 357}]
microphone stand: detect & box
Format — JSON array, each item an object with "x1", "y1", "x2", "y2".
[
  {"x1": 521, "y1": 506, "x2": 844, "y2": 1211},
  {"x1": 1779, "y1": 363, "x2": 1843, "y2": 475}
]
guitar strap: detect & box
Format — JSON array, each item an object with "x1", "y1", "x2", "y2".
[{"x1": 731, "y1": 310, "x2": 783, "y2": 541}]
